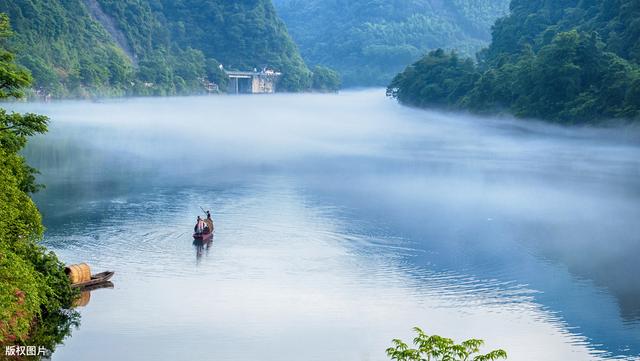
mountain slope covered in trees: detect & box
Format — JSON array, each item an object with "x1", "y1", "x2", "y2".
[
  {"x1": 0, "y1": 0, "x2": 133, "y2": 97},
  {"x1": 388, "y1": 0, "x2": 640, "y2": 123},
  {"x1": 0, "y1": 0, "x2": 311, "y2": 97},
  {"x1": 272, "y1": 0, "x2": 510, "y2": 86}
]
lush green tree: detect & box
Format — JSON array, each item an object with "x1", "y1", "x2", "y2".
[
  {"x1": 0, "y1": 14, "x2": 30, "y2": 99},
  {"x1": 311, "y1": 65, "x2": 341, "y2": 92},
  {"x1": 0, "y1": 2, "x2": 134, "y2": 97},
  {"x1": 387, "y1": 49, "x2": 479, "y2": 108},
  {"x1": 388, "y1": 1, "x2": 640, "y2": 124},
  {"x1": 0, "y1": 15, "x2": 76, "y2": 346},
  {"x1": 386, "y1": 327, "x2": 507, "y2": 361},
  {"x1": 205, "y1": 58, "x2": 228, "y2": 92}
]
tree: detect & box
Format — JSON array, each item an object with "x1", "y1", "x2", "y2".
[
  {"x1": 1, "y1": 13, "x2": 76, "y2": 346},
  {"x1": 386, "y1": 327, "x2": 508, "y2": 361},
  {"x1": 0, "y1": 14, "x2": 49, "y2": 192},
  {"x1": 389, "y1": 32, "x2": 640, "y2": 123},
  {"x1": 387, "y1": 49, "x2": 480, "y2": 109},
  {"x1": 311, "y1": 65, "x2": 341, "y2": 92},
  {"x1": 0, "y1": 14, "x2": 31, "y2": 99}
]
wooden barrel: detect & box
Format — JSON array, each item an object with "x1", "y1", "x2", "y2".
[
  {"x1": 65, "y1": 263, "x2": 91, "y2": 285},
  {"x1": 73, "y1": 291, "x2": 91, "y2": 308}
]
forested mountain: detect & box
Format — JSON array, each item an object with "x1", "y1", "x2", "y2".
[
  {"x1": 0, "y1": 1, "x2": 132, "y2": 97},
  {"x1": 272, "y1": 0, "x2": 510, "y2": 86},
  {"x1": 388, "y1": 0, "x2": 640, "y2": 123},
  {"x1": 0, "y1": 0, "x2": 310, "y2": 97}
]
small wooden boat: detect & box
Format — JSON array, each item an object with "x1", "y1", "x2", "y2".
[
  {"x1": 71, "y1": 271, "x2": 115, "y2": 289},
  {"x1": 83, "y1": 281, "x2": 114, "y2": 292},
  {"x1": 193, "y1": 231, "x2": 213, "y2": 241},
  {"x1": 193, "y1": 217, "x2": 214, "y2": 241}
]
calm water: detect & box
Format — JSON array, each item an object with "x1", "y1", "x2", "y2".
[{"x1": 9, "y1": 90, "x2": 640, "y2": 360}]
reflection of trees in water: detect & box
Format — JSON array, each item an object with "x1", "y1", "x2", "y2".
[
  {"x1": 13, "y1": 284, "x2": 114, "y2": 360},
  {"x1": 18, "y1": 309, "x2": 81, "y2": 360}
]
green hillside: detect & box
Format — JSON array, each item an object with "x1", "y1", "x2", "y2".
[
  {"x1": 0, "y1": 0, "x2": 133, "y2": 97},
  {"x1": 272, "y1": 0, "x2": 510, "y2": 86},
  {"x1": 388, "y1": 0, "x2": 640, "y2": 123},
  {"x1": 150, "y1": 0, "x2": 311, "y2": 91},
  {"x1": 0, "y1": 0, "x2": 311, "y2": 97}
]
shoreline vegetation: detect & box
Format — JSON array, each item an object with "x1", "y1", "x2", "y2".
[
  {"x1": 0, "y1": 14, "x2": 78, "y2": 353},
  {"x1": 387, "y1": 0, "x2": 640, "y2": 124}
]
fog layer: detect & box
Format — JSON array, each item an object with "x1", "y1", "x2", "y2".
[{"x1": 7, "y1": 89, "x2": 640, "y2": 360}]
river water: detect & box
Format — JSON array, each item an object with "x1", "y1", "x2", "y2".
[{"x1": 9, "y1": 90, "x2": 640, "y2": 360}]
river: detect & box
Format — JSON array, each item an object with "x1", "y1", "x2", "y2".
[{"x1": 8, "y1": 90, "x2": 640, "y2": 360}]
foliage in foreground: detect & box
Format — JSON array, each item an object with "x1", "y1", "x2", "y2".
[
  {"x1": 387, "y1": 327, "x2": 507, "y2": 361},
  {"x1": 387, "y1": 0, "x2": 640, "y2": 124},
  {"x1": 0, "y1": 15, "x2": 77, "y2": 347}
]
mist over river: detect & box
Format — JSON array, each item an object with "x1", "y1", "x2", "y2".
[{"x1": 7, "y1": 90, "x2": 640, "y2": 360}]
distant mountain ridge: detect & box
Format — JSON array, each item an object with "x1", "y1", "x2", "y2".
[
  {"x1": 0, "y1": 0, "x2": 310, "y2": 97},
  {"x1": 272, "y1": 0, "x2": 510, "y2": 86}
]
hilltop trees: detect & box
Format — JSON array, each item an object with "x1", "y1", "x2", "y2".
[
  {"x1": 311, "y1": 66, "x2": 341, "y2": 92},
  {"x1": 388, "y1": 0, "x2": 640, "y2": 123},
  {"x1": 273, "y1": 0, "x2": 510, "y2": 86},
  {"x1": 387, "y1": 49, "x2": 479, "y2": 109}
]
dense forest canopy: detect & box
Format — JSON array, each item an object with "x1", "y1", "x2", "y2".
[
  {"x1": 272, "y1": 0, "x2": 510, "y2": 86},
  {"x1": 388, "y1": 0, "x2": 640, "y2": 123},
  {"x1": 0, "y1": 0, "x2": 133, "y2": 97},
  {"x1": 150, "y1": 0, "x2": 311, "y2": 91},
  {"x1": 0, "y1": 0, "x2": 312, "y2": 96}
]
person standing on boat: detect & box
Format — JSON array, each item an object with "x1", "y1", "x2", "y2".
[
  {"x1": 194, "y1": 216, "x2": 204, "y2": 234},
  {"x1": 206, "y1": 211, "x2": 214, "y2": 232}
]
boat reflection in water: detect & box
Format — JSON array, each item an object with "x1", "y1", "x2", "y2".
[
  {"x1": 193, "y1": 237, "x2": 213, "y2": 263},
  {"x1": 72, "y1": 282, "x2": 114, "y2": 308}
]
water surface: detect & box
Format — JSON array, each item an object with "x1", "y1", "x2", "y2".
[{"x1": 9, "y1": 90, "x2": 640, "y2": 360}]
